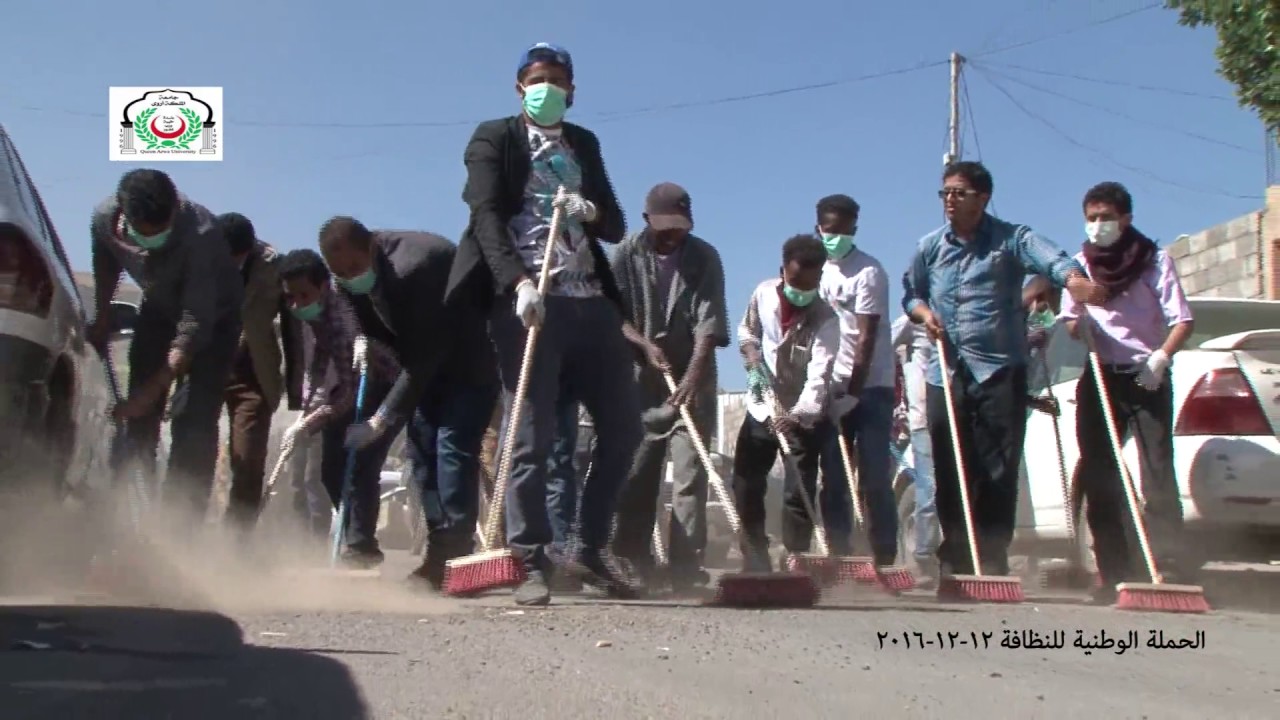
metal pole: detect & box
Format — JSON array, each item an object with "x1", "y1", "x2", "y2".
[{"x1": 946, "y1": 52, "x2": 963, "y2": 166}]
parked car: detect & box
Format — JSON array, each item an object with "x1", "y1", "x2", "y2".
[
  {"x1": 0, "y1": 123, "x2": 135, "y2": 579},
  {"x1": 892, "y1": 297, "x2": 1280, "y2": 575}
]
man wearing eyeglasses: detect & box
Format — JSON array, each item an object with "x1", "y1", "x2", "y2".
[{"x1": 901, "y1": 161, "x2": 1105, "y2": 581}]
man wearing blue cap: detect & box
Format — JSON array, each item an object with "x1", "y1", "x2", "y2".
[{"x1": 445, "y1": 42, "x2": 643, "y2": 606}]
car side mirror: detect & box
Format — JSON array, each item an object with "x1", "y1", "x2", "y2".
[{"x1": 108, "y1": 300, "x2": 139, "y2": 341}]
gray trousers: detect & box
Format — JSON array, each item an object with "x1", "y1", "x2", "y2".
[
  {"x1": 613, "y1": 404, "x2": 710, "y2": 573},
  {"x1": 489, "y1": 294, "x2": 643, "y2": 573}
]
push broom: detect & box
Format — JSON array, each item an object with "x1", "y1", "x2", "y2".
[
  {"x1": 660, "y1": 372, "x2": 817, "y2": 608},
  {"x1": 934, "y1": 337, "x2": 1025, "y2": 603},
  {"x1": 835, "y1": 433, "x2": 915, "y2": 591},
  {"x1": 443, "y1": 188, "x2": 570, "y2": 596},
  {"x1": 323, "y1": 335, "x2": 381, "y2": 578},
  {"x1": 1036, "y1": 354, "x2": 1093, "y2": 591},
  {"x1": 1080, "y1": 321, "x2": 1209, "y2": 613}
]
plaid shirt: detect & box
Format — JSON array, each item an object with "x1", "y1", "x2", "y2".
[
  {"x1": 301, "y1": 290, "x2": 400, "y2": 420},
  {"x1": 903, "y1": 214, "x2": 1082, "y2": 387}
]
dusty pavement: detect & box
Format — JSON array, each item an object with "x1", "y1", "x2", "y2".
[{"x1": 1, "y1": 551, "x2": 1277, "y2": 720}]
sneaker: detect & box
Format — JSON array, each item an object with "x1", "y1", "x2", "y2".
[
  {"x1": 341, "y1": 546, "x2": 385, "y2": 569},
  {"x1": 567, "y1": 551, "x2": 640, "y2": 600},
  {"x1": 514, "y1": 569, "x2": 551, "y2": 606}
]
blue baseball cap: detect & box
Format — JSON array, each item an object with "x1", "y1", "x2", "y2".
[{"x1": 517, "y1": 42, "x2": 573, "y2": 79}]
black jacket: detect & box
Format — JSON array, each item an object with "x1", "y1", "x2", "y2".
[
  {"x1": 444, "y1": 115, "x2": 627, "y2": 310},
  {"x1": 342, "y1": 231, "x2": 496, "y2": 421}
]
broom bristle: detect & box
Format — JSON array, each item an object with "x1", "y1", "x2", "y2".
[
  {"x1": 873, "y1": 565, "x2": 917, "y2": 592},
  {"x1": 443, "y1": 549, "x2": 526, "y2": 597},
  {"x1": 937, "y1": 574, "x2": 1024, "y2": 603},
  {"x1": 1115, "y1": 582, "x2": 1210, "y2": 614},
  {"x1": 708, "y1": 571, "x2": 819, "y2": 608},
  {"x1": 785, "y1": 553, "x2": 841, "y2": 588}
]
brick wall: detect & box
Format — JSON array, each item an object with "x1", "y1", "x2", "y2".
[{"x1": 1166, "y1": 211, "x2": 1265, "y2": 298}]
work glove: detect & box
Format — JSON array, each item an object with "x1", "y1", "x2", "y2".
[
  {"x1": 769, "y1": 413, "x2": 801, "y2": 438},
  {"x1": 344, "y1": 414, "x2": 388, "y2": 451},
  {"x1": 552, "y1": 187, "x2": 597, "y2": 222},
  {"x1": 514, "y1": 278, "x2": 545, "y2": 329},
  {"x1": 1136, "y1": 349, "x2": 1170, "y2": 391}
]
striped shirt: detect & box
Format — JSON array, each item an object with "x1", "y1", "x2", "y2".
[
  {"x1": 301, "y1": 290, "x2": 400, "y2": 420},
  {"x1": 902, "y1": 214, "x2": 1083, "y2": 387}
]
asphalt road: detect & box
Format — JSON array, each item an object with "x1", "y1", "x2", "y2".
[{"x1": 1, "y1": 550, "x2": 1277, "y2": 720}]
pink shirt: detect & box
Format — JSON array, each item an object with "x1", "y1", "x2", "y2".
[{"x1": 1058, "y1": 250, "x2": 1193, "y2": 365}]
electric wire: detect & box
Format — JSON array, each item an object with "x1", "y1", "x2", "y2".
[
  {"x1": 977, "y1": 60, "x2": 1236, "y2": 102},
  {"x1": 967, "y1": 3, "x2": 1162, "y2": 59}
]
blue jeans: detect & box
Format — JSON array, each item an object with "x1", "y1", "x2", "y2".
[
  {"x1": 819, "y1": 386, "x2": 896, "y2": 558},
  {"x1": 908, "y1": 427, "x2": 939, "y2": 562},
  {"x1": 406, "y1": 379, "x2": 499, "y2": 542},
  {"x1": 495, "y1": 386, "x2": 582, "y2": 556}
]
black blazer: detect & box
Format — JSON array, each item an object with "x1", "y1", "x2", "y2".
[
  {"x1": 346, "y1": 231, "x2": 496, "y2": 421},
  {"x1": 444, "y1": 115, "x2": 627, "y2": 310}
]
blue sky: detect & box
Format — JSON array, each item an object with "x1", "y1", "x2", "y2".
[{"x1": 1, "y1": 0, "x2": 1269, "y2": 390}]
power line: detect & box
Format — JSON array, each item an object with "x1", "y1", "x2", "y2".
[
  {"x1": 971, "y1": 61, "x2": 1258, "y2": 154},
  {"x1": 968, "y1": 3, "x2": 1162, "y2": 58},
  {"x1": 960, "y1": 70, "x2": 999, "y2": 218},
  {"x1": 976, "y1": 60, "x2": 1236, "y2": 102},
  {"x1": 968, "y1": 64, "x2": 1262, "y2": 201}
]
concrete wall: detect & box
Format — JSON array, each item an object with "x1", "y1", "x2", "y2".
[{"x1": 1166, "y1": 185, "x2": 1280, "y2": 299}]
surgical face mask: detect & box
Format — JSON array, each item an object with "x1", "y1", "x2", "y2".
[
  {"x1": 1086, "y1": 220, "x2": 1122, "y2": 247},
  {"x1": 522, "y1": 82, "x2": 569, "y2": 126},
  {"x1": 819, "y1": 232, "x2": 855, "y2": 259},
  {"x1": 1029, "y1": 308, "x2": 1055, "y2": 329},
  {"x1": 126, "y1": 223, "x2": 171, "y2": 250},
  {"x1": 782, "y1": 284, "x2": 818, "y2": 307},
  {"x1": 290, "y1": 300, "x2": 323, "y2": 322},
  {"x1": 337, "y1": 268, "x2": 377, "y2": 295}
]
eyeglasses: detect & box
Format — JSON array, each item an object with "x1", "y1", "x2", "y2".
[{"x1": 938, "y1": 188, "x2": 977, "y2": 199}]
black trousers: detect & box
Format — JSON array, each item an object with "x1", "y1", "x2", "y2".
[
  {"x1": 926, "y1": 363, "x2": 1027, "y2": 575},
  {"x1": 731, "y1": 414, "x2": 826, "y2": 558},
  {"x1": 1075, "y1": 364, "x2": 1183, "y2": 584}
]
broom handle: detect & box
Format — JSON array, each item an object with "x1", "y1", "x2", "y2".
[
  {"x1": 1079, "y1": 320, "x2": 1163, "y2": 584},
  {"x1": 483, "y1": 193, "x2": 567, "y2": 551},
  {"x1": 1038, "y1": 355, "x2": 1077, "y2": 547},
  {"x1": 763, "y1": 386, "x2": 828, "y2": 555},
  {"x1": 837, "y1": 432, "x2": 865, "y2": 527},
  {"x1": 262, "y1": 428, "x2": 299, "y2": 508},
  {"x1": 661, "y1": 371, "x2": 741, "y2": 535},
  {"x1": 935, "y1": 337, "x2": 983, "y2": 576}
]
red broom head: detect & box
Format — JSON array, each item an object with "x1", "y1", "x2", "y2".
[
  {"x1": 874, "y1": 566, "x2": 917, "y2": 592},
  {"x1": 710, "y1": 572, "x2": 819, "y2": 608},
  {"x1": 785, "y1": 554, "x2": 841, "y2": 588},
  {"x1": 1115, "y1": 583, "x2": 1210, "y2": 614},
  {"x1": 443, "y1": 550, "x2": 527, "y2": 597},
  {"x1": 937, "y1": 575, "x2": 1025, "y2": 604}
]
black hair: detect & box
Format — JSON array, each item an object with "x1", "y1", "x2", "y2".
[
  {"x1": 816, "y1": 194, "x2": 860, "y2": 220},
  {"x1": 942, "y1": 161, "x2": 994, "y2": 196},
  {"x1": 782, "y1": 234, "x2": 827, "y2": 270},
  {"x1": 279, "y1": 248, "x2": 330, "y2": 286},
  {"x1": 318, "y1": 216, "x2": 373, "y2": 253},
  {"x1": 216, "y1": 212, "x2": 257, "y2": 255},
  {"x1": 117, "y1": 168, "x2": 178, "y2": 225},
  {"x1": 1082, "y1": 181, "x2": 1133, "y2": 215}
]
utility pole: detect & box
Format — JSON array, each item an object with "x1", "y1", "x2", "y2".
[{"x1": 945, "y1": 52, "x2": 964, "y2": 167}]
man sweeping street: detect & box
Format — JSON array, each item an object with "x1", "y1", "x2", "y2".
[
  {"x1": 318, "y1": 220, "x2": 498, "y2": 585},
  {"x1": 214, "y1": 212, "x2": 301, "y2": 536},
  {"x1": 277, "y1": 249, "x2": 403, "y2": 566},
  {"x1": 89, "y1": 168, "x2": 243, "y2": 532},
  {"x1": 733, "y1": 234, "x2": 840, "y2": 572},
  {"x1": 891, "y1": 309, "x2": 939, "y2": 586},
  {"x1": 445, "y1": 41, "x2": 642, "y2": 605},
  {"x1": 1059, "y1": 181, "x2": 1194, "y2": 605},
  {"x1": 902, "y1": 161, "x2": 1105, "y2": 579},
  {"x1": 610, "y1": 181, "x2": 729, "y2": 595},
  {"x1": 813, "y1": 193, "x2": 898, "y2": 568}
]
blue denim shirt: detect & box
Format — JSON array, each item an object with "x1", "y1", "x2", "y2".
[{"x1": 902, "y1": 214, "x2": 1083, "y2": 387}]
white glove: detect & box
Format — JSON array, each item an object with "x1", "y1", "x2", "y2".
[
  {"x1": 1136, "y1": 349, "x2": 1170, "y2": 390},
  {"x1": 514, "y1": 278, "x2": 544, "y2": 329},
  {"x1": 552, "y1": 187, "x2": 597, "y2": 221}
]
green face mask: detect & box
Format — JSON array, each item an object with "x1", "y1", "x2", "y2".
[
  {"x1": 337, "y1": 268, "x2": 377, "y2": 295},
  {"x1": 1029, "y1": 309, "x2": 1055, "y2": 329},
  {"x1": 782, "y1": 284, "x2": 818, "y2": 307},
  {"x1": 820, "y1": 232, "x2": 855, "y2": 259},
  {"x1": 291, "y1": 301, "x2": 323, "y2": 322},
  {"x1": 522, "y1": 82, "x2": 568, "y2": 126},
  {"x1": 126, "y1": 223, "x2": 171, "y2": 250}
]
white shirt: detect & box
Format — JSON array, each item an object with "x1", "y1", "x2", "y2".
[
  {"x1": 737, "y1": 279, "x2": 840, "y2": 427},
  {"x1": 819, "y1": 248, "x2": 896, "y2": 391}
]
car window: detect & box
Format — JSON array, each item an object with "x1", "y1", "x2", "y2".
[{"x1": 1185, "y1": 303, "x2": 1280, "y2": 348}]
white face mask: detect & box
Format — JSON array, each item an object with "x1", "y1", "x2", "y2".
[{"x1": 1086, "y1": 220, "x2": 1122, "y2": 247}]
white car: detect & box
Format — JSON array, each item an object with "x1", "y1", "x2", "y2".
[{"x1": 1022, "y1": 297, "x2": 1280, "y2": 570}]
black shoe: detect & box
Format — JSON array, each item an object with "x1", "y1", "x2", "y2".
[
  {"x1": 873, "y1": 551, "x2": 898, "y2": 568},
  {"x1": 514, "y1": 570, "x2": 551, "y2": 606},
  {"x1": 741, "y1": 545, "x2": 772, "y2": 573},
  {"x1": 341, "y1": 546, "x2": 384, "y2": 569},
  {"x1": 567, "y1": 552, "x2": 640, "y2": 600},
  {"x1": 1088, "y1": 584, "x2": 1118, "y2": 606},
  {"x1": 670, "y1": 567, "x2": 711, "y2": 595}
]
